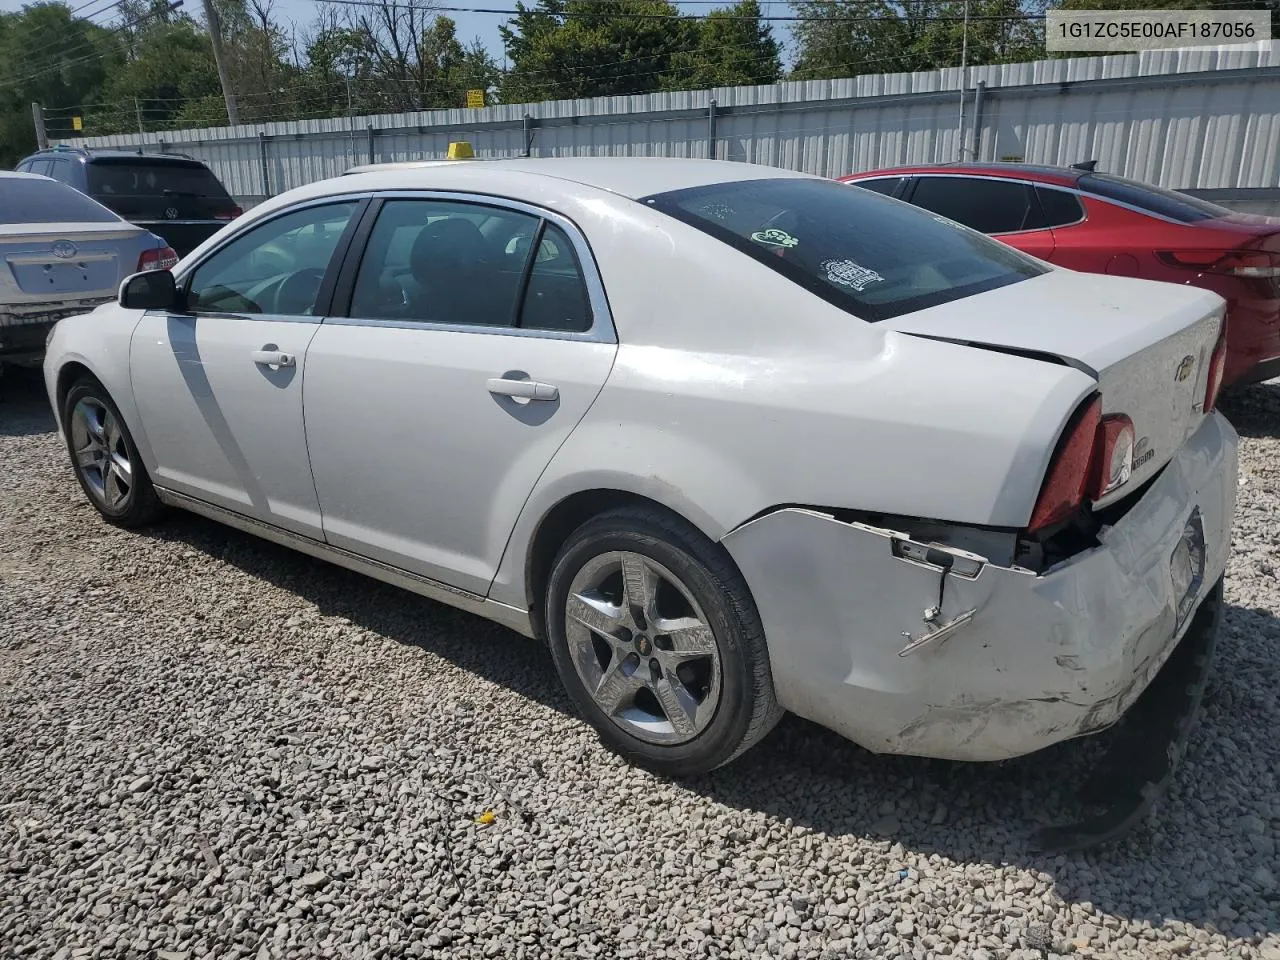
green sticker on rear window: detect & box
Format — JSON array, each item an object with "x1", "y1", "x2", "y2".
[{"x1": 750, "y1": 228, "x2": 799, "y2": 249}]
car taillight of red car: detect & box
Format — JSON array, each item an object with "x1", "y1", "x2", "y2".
[
  {"x1": 137, "y1": 246, "x2": 179, "y2": 271},
  {"x1": 1157, "y1": 248, "x2": 1280, "y2": 280}
]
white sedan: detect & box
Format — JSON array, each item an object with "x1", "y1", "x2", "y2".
[{"x1": 43, "y1": 158, "x2": 1236, "y2": 798}]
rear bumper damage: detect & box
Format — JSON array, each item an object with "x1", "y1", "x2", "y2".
[{"x1": 722, "y1": 411, "x2": 1237, "y2": 764}]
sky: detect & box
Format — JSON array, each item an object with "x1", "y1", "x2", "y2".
[{"x1": 0, "y1": 0, "x2": 796, "y2": 70}]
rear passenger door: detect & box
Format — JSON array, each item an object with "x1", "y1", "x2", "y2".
[
  {"x1": 302, "y1": 195, "x2": 617, "y2": 596},
  {"x1": 905, "y1": 175, "x2": 1057, "y2": 260}
]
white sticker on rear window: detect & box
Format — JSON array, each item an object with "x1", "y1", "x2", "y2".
[
  {"x1": 821, "y1": 258, "x2": 883, "y2": 291},
  {"x1": 750, "y1": 228, "x2": 799, "y2": 249}
]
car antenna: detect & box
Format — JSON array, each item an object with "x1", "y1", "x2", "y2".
[{"x1": 1071, "y1": 159, "x2": 1099, "y2": 172}]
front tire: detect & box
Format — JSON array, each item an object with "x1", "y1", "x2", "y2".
[
  {"x1": 545, "y1": 505, "x2": 782, "y2": 777},
  {"x1": 62, "y1": 377, "x2": 162, "y2": 528}
]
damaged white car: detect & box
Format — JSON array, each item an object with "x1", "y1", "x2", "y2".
[{"x1": 44, "y1": 158, "x2": 1236, "y2": 845}]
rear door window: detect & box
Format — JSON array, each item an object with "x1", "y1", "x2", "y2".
[
  {"x1": 1035, "y1": 186, "x2": 1086, "y2": 228},
  {"x1": 908, "y1": 176, "x2": 1040, "y2": 234},
  {"x1": 850, "y1": 177, "x2": 905, "y2": 198},
  {"x1": 0, "y1": 177, "x2": 120, "y2": 224},
  {"x1": 643, "y1": 177, "x2": 1046, "y2": 323}
]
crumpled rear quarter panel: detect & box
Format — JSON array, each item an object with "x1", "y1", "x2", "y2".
[{"x1": 722, "y1": 412, "x2": 1238, "y2": 761}]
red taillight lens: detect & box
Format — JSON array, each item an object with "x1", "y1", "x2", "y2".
[
  {"x1": 1157, "y1": 249, "x2": 1280, "y2": 279},
  {"x1": 1204, "y1": 333, "x2": 1228, "y2": 413},
  {"x1": 215, "y1": 205, "x2": 242, "y2": 221},
  {"x1": 137, "y1": 246, "x2": 179, "y2": 271},
  {"x1": 1027, "y1": 396, "x2": 1102, "y2": 532},
  {"x1": 1091, "y1": 413, "x2": 1135, "y2": 498},
  {"x1": 1028, "y1": 399, "x2": 1139, "y2": 532}
]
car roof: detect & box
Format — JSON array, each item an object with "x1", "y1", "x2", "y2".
[
  {"x1": 28, "y1": 147, "x2": 207, "y2": 165},
  {"x1": 339, "y1": 157, "x2": 813, "y2": 200},
  {"x1": 845, "y1": 163, "x2": 1085, "y2": 187},
  {"x1": 1, "y1": 170, "x2": 55, "y2": 181}
]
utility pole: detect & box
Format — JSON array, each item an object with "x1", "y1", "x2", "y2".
[
  {"x1": 134, "y1": 97, "x2": 145, "y2": 135},
  {"x1": 31, "y1": 102, "x2": 48, "y2": 149},
  {"x1": 201, "y1": 0, "x2": 239, "y2": 126},
  {"x1": 956, "y1": 0, "x2": 970, "y2": 161}
]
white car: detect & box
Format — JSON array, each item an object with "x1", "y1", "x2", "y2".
[{"x1": 43, "y1": 158, "x2": 1236, "y2": 804}]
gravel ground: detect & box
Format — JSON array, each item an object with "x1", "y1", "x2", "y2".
[{"x1": 1, "y1": 367, "x2": 1278, "y2": 960}]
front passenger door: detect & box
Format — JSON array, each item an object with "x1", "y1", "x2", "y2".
[{"x1": 131, "y1": 199, "x2": 363, "y2": 538}]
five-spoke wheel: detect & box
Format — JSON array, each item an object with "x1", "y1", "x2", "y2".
[
  {"x1": 63, "y1": 377, "x2": 161, "y2": 527},
  {"x1": 547, "y1": 506, "x2": 782, "y2": 776}
]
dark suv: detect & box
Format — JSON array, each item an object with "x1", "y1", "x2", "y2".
[{"x1": 15, "y1": 147, "x2": 241, "y2": 256}]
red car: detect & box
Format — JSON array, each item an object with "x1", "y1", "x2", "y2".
[{"x1": 840, "y1": 163, "x2": 1280, "y2": 386}]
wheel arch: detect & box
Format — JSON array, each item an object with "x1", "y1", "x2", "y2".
[{"x1": 521, "y1": 487, "x2": 743, "y2": 642}]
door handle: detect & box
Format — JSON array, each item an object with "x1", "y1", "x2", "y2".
[
  {"x1": 252, "y1": 349, "x2": 295, "y2": 368},
  {"x1": 486, "y1": 377, "x2": 559, "y2": 401}
]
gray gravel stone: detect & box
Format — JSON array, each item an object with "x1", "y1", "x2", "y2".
[{"x1": 1, "y1": 373, "x2": 1279, "y2": 960}]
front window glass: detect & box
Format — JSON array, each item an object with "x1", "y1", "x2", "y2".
[
  {"x1": 644, "y1": 178, "x2": 1046, "y2": 322},
  {"x1": 187, "y1": 202, "x2": 357, "y2": 316}
]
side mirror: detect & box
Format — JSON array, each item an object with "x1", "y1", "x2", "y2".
[{"x1": 119, "y1": 270, "x2": 180, "y2": 311}]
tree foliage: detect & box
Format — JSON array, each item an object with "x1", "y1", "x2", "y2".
[
  {"x1": 790, "y1": 0, "x2": 1046, "y2": 81},
  {"x1": 6, "y1": 0, "x2": 1256, "y2": 168}
]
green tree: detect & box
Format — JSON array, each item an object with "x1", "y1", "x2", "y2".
[
  {"x1": 664, "y1": 0, "x2": 781, "y2": 89},
  {"x1": 790, "y1": 0, "x2": 1044, "y2": 81},
  {"x1": 499, "y1": 0, "x2": 690, "y2": 102},
  {"x1": 0, "y1": 1, "x2": 123, "y2": 160}
]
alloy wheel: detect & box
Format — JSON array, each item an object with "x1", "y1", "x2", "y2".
[
  {"x1": 70, "y1": 397, "x2": 134, "y2": 510},
  {"x1": 564, "y1": 551, "x2": 722, "y2": 745}
]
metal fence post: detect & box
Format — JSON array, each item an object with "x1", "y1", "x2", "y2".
[
  {"x1": 523, "y1": 113, "x2": 534, "y2": 157},
  {"x1": 258, "y1": 132, "x2": 270, "y2": 196},
  {"x1": 367, "y1": 124, "x2": 376, "y2": 164},
  {"x1": 971, "y1": 81, "x2": 987, "y2": 162},
  {"x1": 707, "y1": 98, "x2": 718, "y2": 160}
]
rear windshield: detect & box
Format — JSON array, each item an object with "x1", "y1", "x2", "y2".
[
  {"x1": 0, "y1": 176, "x2": 119, "y2": 224},
  {"x1": 87, "y1": 159, "x2": 230, "y2": 199},
  {"x1": 642, "y1": 178, "x2": 1047, "y2": 322},
  {"x1": 1078, "y1": 173, "x2": 1232, "y2": 224}
]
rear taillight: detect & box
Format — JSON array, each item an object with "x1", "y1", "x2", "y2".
[
  {"x1": 1027, "y1": 396, "x2": 1102, "y2": 532},
  {"x1": 215, "y1": 205, "x2": 242, "y2": 221},
  {"x1": 1157, "y1": 249, "x2": 1280, "y2": 279},
  {"x1": 1027, "y1": 398, "x2": 1139, "y2": 532},
  {"x1": 1092, "y1": 413, "x2": 1135, "y2": 498},
  {"x1": 137, "y1": 246, "x2": 179, "y2": 271},
  {"x1": 1204, "y1": 333, "x2": 1228, "y2": 413}
]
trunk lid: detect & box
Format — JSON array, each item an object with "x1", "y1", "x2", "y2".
[
  {"x1": 0, "y1": 222, "x2": 141, "y2": 301},
  {"x1": 882, "y1": 268, "x2": 1224, "y2": 505}
]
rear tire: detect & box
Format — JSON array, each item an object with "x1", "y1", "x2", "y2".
[
  {"x1": 62, "y1": 377, "x2": 162, "y2": 528},
  {"x1": 545, "y1": 505, "x2": 782, "y2": 777}
]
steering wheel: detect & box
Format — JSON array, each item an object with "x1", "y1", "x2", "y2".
[{"x1": 275, "y1": 267, "x2": 326, "y2": 315}]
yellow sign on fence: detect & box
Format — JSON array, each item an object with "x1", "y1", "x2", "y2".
[
  {"x1": 72, "y1": 116, "x2": 83, "y2": 131},
  {"x1": 466, "y1": 89, "x2": 485, "y2": 109}
]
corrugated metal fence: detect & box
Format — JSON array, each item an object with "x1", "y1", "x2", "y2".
[{"x1": 62, "y1": 46, "x2": 1280, "y2": 207}]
